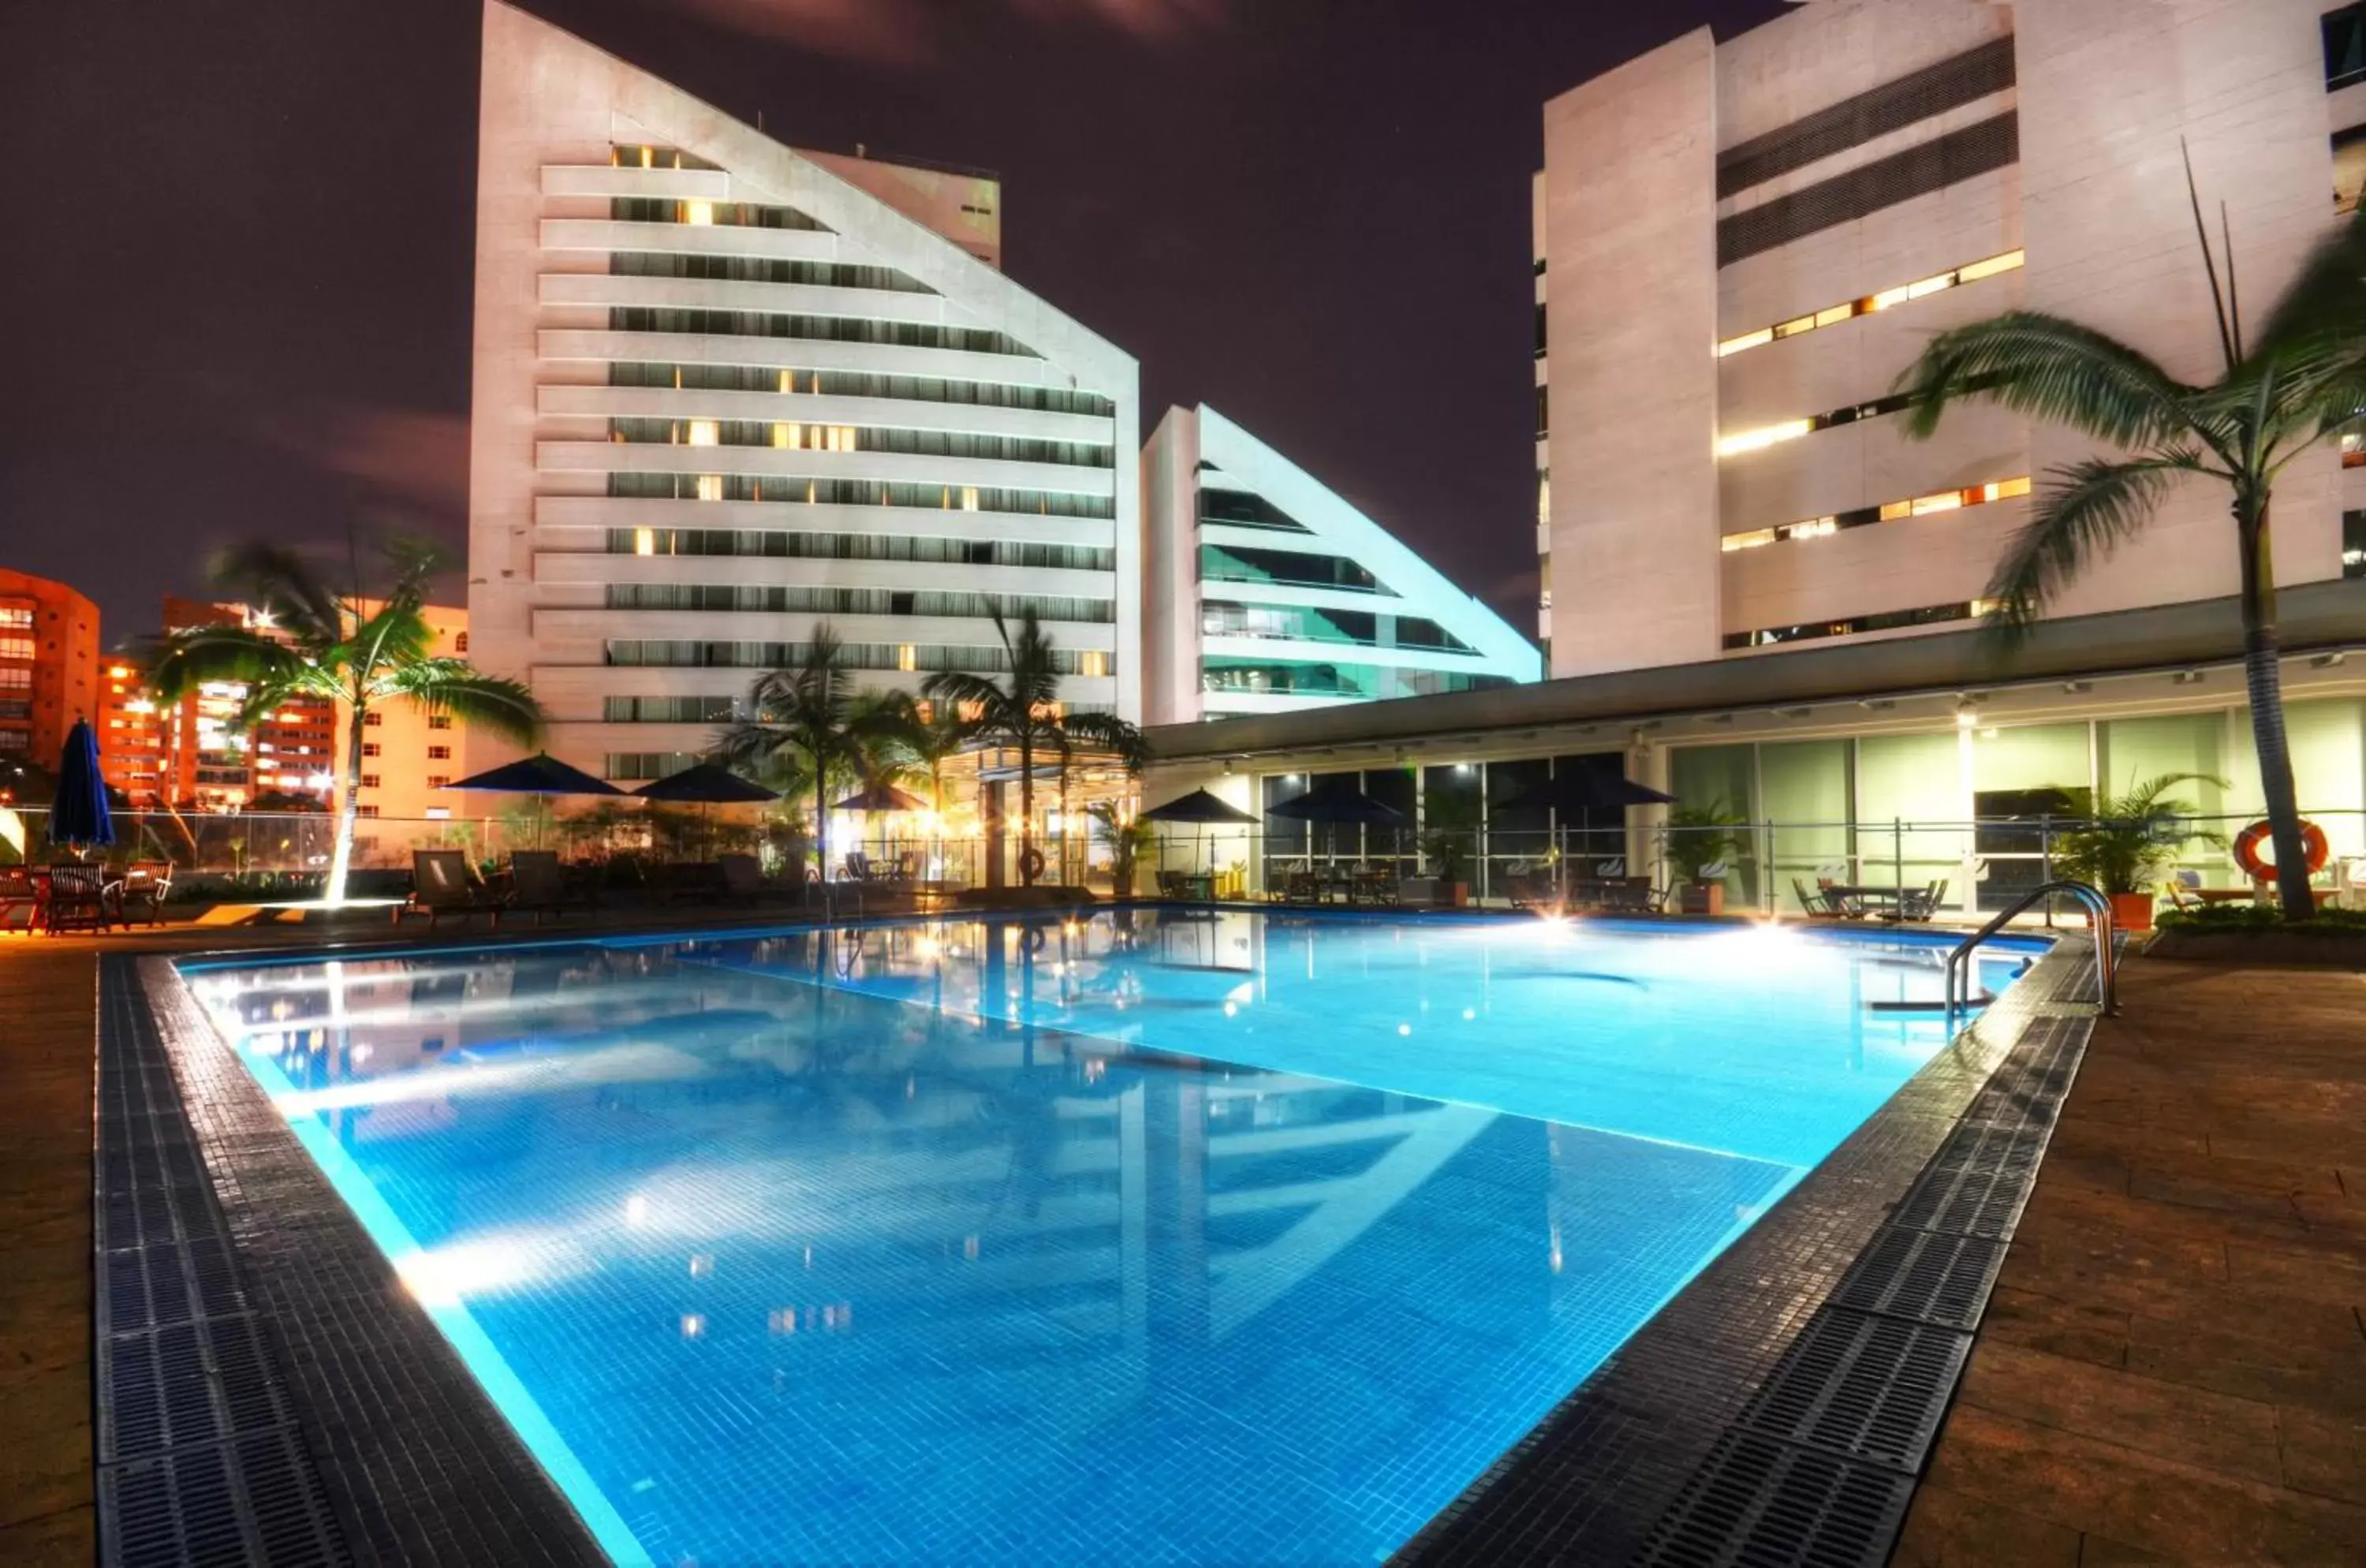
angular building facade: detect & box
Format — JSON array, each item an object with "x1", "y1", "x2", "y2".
[
  {"x1": 1533, "y1": 0, "x2": 2353, "y2": 680},
  {"x1": 1141, "y1": 405, "x2": 1539, "y2": 725},
  {"x1": 468, "y1": 1, "x2": 1139, "y2": 782},
  {"x1": 0, "y1": 569, "x2": 99, "y2": 784}
]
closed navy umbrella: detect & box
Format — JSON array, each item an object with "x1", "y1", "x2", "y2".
[{"x1": 49, "y1": 719, "x2": 114, "y2": 857}]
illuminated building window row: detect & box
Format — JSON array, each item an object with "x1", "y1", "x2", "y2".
[
  {"x1": 1721, "y1": 476, "x2": 2030, "y2": 552},
  {"x1": 604, "y1": 582, "x2": 1115, "y2": 623},
  {"x1": 606, "y1": 526, "x2": 1113, "y2": 572},
  {"x1": 604, "y1": 638, "x2": 1106, "y2": 676},
  {"x1": 603, "y1": 417, "x2": 1113, "y2": 469},
  {"x1": 604, "y1": 472, "x2": 1114, "y2": 517},
  {"x1": 607, "y1": 363, "x2": 1115, "y2": 420},
  {"x1": 1715, "y1": 248, "x2": 2024, "y2": 359},
  {"x1": 609, "y1": 196, "x2": 827, "y2": 233},
  {"x1": 1716, "y1": 388, "x2": 1923, "y2": 457},
  {"x1": 607, "y1": 306, "x2": 1032, "y2": 360},
  {"x1": 1723, "y1": 596, "x2": 2005, "y2": 650}
]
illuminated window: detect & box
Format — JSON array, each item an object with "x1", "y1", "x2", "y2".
[
  {"x1": 696, "y1": 474, "x2": 724, "y2": 502},
  {"x1": 634, "y1": 527, "x2": 656, "y2": 555},
  {"x1": 777, "y1": 369, "x2": 793, "y2": 394},
  {"x1": 771, "y1": 422, "x2": 794, "y2": 448},
  {"x1": 681, "y1": 200, "x2": 714, "y2": 226},
  {"x1": 1715, "y1": 249, "x2": 2025, "y2": 358},
  {"x1": 688, "y1": 420, "x2": 719, "y2": 447},
  {"x1": 1080, "y1": 649, "x2": 1107, "y2": 678},
  {"x1": 1721, "y1": 475, "x2": 2030, "y2": 551},
  {"x1": 1715, "y1": 418, "x2": 1813, "y2": 457},
  {"x1": 897, "y1": 644, "x2": 917, "y2": 672},
  {"x1": 961, "y1": 486, "x2": 980, "y2": 511}
]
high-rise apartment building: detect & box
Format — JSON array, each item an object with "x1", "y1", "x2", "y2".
[
  {"x1": 468, "y1": 0, "x2": 1138, "y2": 784},
  {"x1": 0, "y1": 569, "x2": 100, "y2": 782},
  {"x1": 151, "y1": 599, "x2": 341, "y2": 811},
  {"x1": 1141, "y1": 405, "x2": 1539, "y2": 723},
  {"x1": 99, "y1": 656, "x2": 166, "y2": 806},
  {"x1": 1534, "y1": 0, "x2": 2353, "y2": 679}
]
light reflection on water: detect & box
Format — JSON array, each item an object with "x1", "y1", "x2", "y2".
[{"x1": 188, "y1": 911, "x2": 2035, "y2": 1566}]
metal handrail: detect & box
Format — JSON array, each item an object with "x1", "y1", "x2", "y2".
[{"x1": 1944, "y1": 879, "x2": 2116, "y2": 1019}]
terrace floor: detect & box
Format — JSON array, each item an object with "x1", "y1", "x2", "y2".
[
  {"x1": 1897, "y1": 954, "x2": 2366, "y2": 1566},
  {"x1": 7, "y1": 921, "x2": 2365, "y2": 1565}
]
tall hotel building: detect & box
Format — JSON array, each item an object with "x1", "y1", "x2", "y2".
[
  {"x1": 1142, "y1": 405, "x2": 1539, "y2": 723},
  {"x1": 468, "y1": 1, "x2": 1139, "y2": 782},
  {"x1": 1534, "y1": 0, "x2": 2354, "y2": 678}
]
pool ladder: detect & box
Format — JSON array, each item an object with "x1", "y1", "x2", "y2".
[{"x1": 1943, "y1": 879, "x2": 2116, "y2": 1020}]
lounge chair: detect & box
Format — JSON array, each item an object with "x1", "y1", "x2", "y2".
[
  {"x1": 2163, "y1": 869, "x2": 2204, "y2": 912},
  {"x1": 719, "y1": 853, "x2": 796, "y2": 903},
  {"x1": 1898, "y1": 879, "x2": 1950, "y2": 922},
  {"x1": 0, "y1": 866, "x2": 41, "y2": 932},
  {"x1": 506, "y1": 850, "x2": 593, "y2": 925},
  {"x1": 43, "y1": 864, "x2": 116, "y2": 934},
  {"x1": 394, "y1": 849, "x2": 505, "y2": 928},
  {"x1": 115, "y1": 861, "x2": 173, "y2": 927},
  {"x1": 1793, "y1": 877, "x2": 1845, "y2": 919}
]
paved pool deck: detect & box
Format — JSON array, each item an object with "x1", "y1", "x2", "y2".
[
  {"x1": 1898, "y1": 954, "x2": 2366, "y2": 1566},
  {"x1": 8, "y1": 924, "x2": 2366, "y2": 1565}
]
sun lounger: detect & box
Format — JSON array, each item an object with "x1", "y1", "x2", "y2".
[
  {"x1": 506, "y1": 850, "x2": 595, "y2": 924},
  {"x1": 394, "y1": 849, "x2": 506, "y2": 928}
]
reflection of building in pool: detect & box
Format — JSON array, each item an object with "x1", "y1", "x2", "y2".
[{"x1": 1140, "y1": 405, "x2": 1539, "y2": 725}]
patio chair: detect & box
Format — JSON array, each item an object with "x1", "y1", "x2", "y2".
[
  {"x1": 115, "y1": 861, "x2": 173, "y2": 927},
  {"x1": 1898, "y1": 879, "x2": 1950, "y2": 922},
  {"x1": 1793, "y1": 878, "x2": 1845, "y2": 920},
  {"x1": 394, "y1": 849, "x2": 505, "y2": 929},
  {"x1": 506, "y1": 850, "x2": 593, "y2": 925},
  {"x1": 43, "y1": 864, "x2": 116, "y2": 934},
  {"x1": 2163, "y1": 869, "x2": 2204, "y2": 912},
  {"x1": 0, "y1": 866, "x2": 42, "y2": 932}
]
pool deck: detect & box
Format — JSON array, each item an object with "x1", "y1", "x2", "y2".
[
  {"x1": 9, "y1": 920, "x2": 2366, "y2": 1565},
  {"x1": 1897, "y1": 954, "x2": 2366, "y2": 1566}
]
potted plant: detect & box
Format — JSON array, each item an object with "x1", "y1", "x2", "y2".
[
  {"x1": 1420, "y1": 793, "x2": 1480, "y2": 908},
  {"x1": 1084, "y1": 801, "x2": 1157, "y2": 898},
  {"x1": 1666, "y1": 801, "x2": 1747, "y2": 916},
  {"x1": 2048, "y1": 772, "x2": 2227, "y2": 933}
]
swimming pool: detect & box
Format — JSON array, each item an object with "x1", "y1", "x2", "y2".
[{"x1": 185, "y1": 910, "x2": 2039, "y2": 1566}]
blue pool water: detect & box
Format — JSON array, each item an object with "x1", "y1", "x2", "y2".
[{"x1": 187, "y1": 911, "x2": 2039, "y2": 1566}]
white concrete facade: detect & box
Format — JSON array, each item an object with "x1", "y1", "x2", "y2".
[
  {"x1": 1140, "y1": 405, "x2": 1540, "y2": 725},
  {"x1": 468, "y1": 0, "x2": 1140, "y2": 782},
  {"x1": 1535, "y1": 0, "x2": 2360, "y2": 681}
]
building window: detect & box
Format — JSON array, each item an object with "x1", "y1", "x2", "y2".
[
  {"x1": 1533, "y1": 302, "x2": 1547, "y2": 358},
  {"x1": 1716, "y1": 250, "x2": 2025, "y2": 358},
  {"x1": 426, "y1": 775, "x2": 450, "y2": 790},
  {"x1": 0, "y1": 637, "x2": 34, "y2": 663},
  {"x1": 360, "y1": 774, "x2": 381, "y2": 789},
  {"x1": 363, "y1": 711, "x2": 383, "y2": 726},
  {"x1": 2329, "y1": 3, "x2": 2366, "y2": 90},
  {"x1": 427, "y1": 745, "x2": 452, "y2": 760},
  {"x1": 1080, "y1": 649, "x2": 1107, "y2": 678},
  {"x1": 427, "y1": 715, "x2": 453, "y2": 730},
  {"x1": 1534, "y1": 386, "x2": 1548, "y2": 439},
  {"x1": 1722, "y1": 476, "x2": 2030, "y2": 552},
  {"x1": 357, "y1": 805, "x2": 379, "y2": 818},
  {"x1": 362, "y1": 742, "x2": 381, "y2": 757},
  {"x1": 2345, "y1": 510, "x2": 2366, "y2": 578},
  {"x1": 454, "y1": 632, "x2": 468, "y2": 653},
  {"x1": 1724, "y1": 598, "x2": 2000, "y2": 650}
]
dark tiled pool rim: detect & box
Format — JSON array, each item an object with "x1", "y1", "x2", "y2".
[{"x1": 99, "y1": 914, "x2": 2098, "y2": 1567}]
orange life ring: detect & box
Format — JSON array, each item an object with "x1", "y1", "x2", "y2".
[{"x1": 2232, "y1": 818, "x2": 2328, "y2": 881}]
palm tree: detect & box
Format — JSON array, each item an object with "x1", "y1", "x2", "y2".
[
  {"x1": 920, "y1": 609, "x2": 1146, "y2": 886},
  {"x1": 711, "y1": 625, "x2": 920, "y2": 894},
  {"x1": 150, "y1": 539, "x2": 541, "y2": 904},
  {"x1": 1899, "y1": 177, "x2": 2366, "y2": 919}
]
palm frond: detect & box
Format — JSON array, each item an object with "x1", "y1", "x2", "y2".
[
  {"x1": 1983, "y1": 454, "x2": 2202, "y2": 634},
  {"x1": 919, "y1": 670, "x2": 1010, "y2": 728},
  {"x1": 377, "y1": 662, "x2": 543, "y2": 745},
  {"x1": 207, "y1": 544, "x2": 345, "y2": 648},
  {"x1": 147, "y1": 626, "x2": 312, "y2": 704},
  {"x1": 2245, "y1": 202, "x2": 2366, "y2": 365},
  {"x1": 1897, "y1": 312, "x2": 2200, "y2": 450},
  {"x1": 344, "y1": 598, "x2": 435, "y2": 683},
  {"x1": 1056, "y1": 711, "x2": 1149, "y2": 774}
]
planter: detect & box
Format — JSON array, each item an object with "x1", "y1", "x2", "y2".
[
  {"x1": 2108, "y1": 890, "x2": 2156, "y2": 933},
  {"x1": 1679, "y1": 883, "x2": 1725, "y2": 917},
  {"x1": 1433, "y1": 881, "x2": 1469, "y2": 909}
]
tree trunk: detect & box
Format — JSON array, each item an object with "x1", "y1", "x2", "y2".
[
  {"x1": 1017, "y1": 729, "x2": 1036, "y2": 885},
  {"x1": 2236, "y1": 497, "x2": 2315, "y2": 920},
  {"x1": 326, "y1": 699, "x2": 366, "y2": 904},
  {"x1": 808, "y1": 737, "x2": 830, "y2": 913}
]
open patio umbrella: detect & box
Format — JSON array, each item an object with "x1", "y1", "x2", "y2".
[
  {"x1": 1142, "y1": 788, "x2": 1259, "y2": 878},
  {"x1": 830, "y1": 782, "x2": 927, "y2": 879},
  {"x1": 635, "y1": 763, "x2": 779, "y2": 860},
  {"x1": 49, "y1": 719, "x2": 114, "y2": 857},
  {"x1": 1493, "y1": 770, "x2": 1674, "y2": 884},
  {"x1": 442, "y1": 752, "x2": 624, "y2": 848},
  {"x1": 1267, "y1": 779, "x2": 1404, "y2": 869}
]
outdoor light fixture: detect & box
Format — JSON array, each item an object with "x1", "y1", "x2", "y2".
[
  {"x1": 2312, "y1": 652, "x2": 2347, "y2": 669},
  {"x1": 1954, "y1": 698, "x2": 1980, "y2": 729}
]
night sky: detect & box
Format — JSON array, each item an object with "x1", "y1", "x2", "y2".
[{"x1": 8, "y1": 0, "x2": 1780, "y2": 648}]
